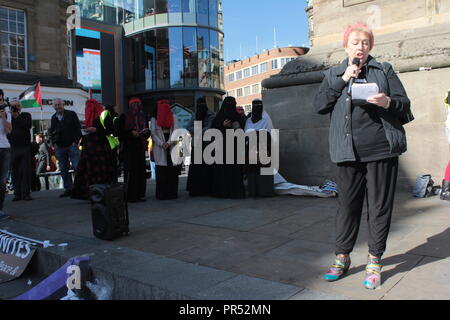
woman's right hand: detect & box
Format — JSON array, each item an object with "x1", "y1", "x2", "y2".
[{"x1": 342, "y1": 64, "x2": 361, "y2": 82}]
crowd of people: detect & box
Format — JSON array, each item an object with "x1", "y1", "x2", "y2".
[{"x1": 0, "y1": 90, "x2": 276, "y2": 219}]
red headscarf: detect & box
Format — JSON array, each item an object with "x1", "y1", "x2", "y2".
[
  {"x1": 125, "y1": 97, "x2": 146, "y2": 132},
  {"x1": 84, "y1": 99, "x2": 103, "y2": 127},
  {"x1": 156, "y1": 100, "x2": 174, "y2": 128}
]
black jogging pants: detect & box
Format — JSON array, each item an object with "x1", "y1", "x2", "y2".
[{"x1": 335, "y1": 157, "x2": 399, "y2": 258}]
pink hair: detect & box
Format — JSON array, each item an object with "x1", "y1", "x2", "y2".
[{"x1": 342, "y1": 23, "x2": 374, "y2": 50}]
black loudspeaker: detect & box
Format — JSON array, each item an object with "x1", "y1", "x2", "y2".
[{"x1": 89, "y1": 183, "x2": 129, "y2": 240}]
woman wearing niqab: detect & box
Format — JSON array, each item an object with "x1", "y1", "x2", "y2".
[
  {"x1": 186, "y1": 97, "x2": 215, "y2": 196},
  {"x1": 244, "y1": 99, "x2": 275, "y2": 197},
  {"x1": 210, "y1": 96, "x2": 246, "y2": 198}
]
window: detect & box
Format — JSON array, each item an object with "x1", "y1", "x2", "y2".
[
  {"x1": 210, "y1": 30, "x2": 220, "y2": 88},
  {"x1": 252, "y1": 83, "x2": 259, "y2": 94},
  {"x1": 144, "y1": 29, "x2": 157, "y2": 90},
  {"x1": 156, "y1": 28, "x2": 170, "y2": 88},
  {"x1": 140, "y1": 0, "x2": 156, "y2": 18},
  {"x1": 197, "y1": 27, "x2": 210, "y2": 87},
  {"x1": 0, "y1": 6, "x2": 26, "y2": 71},
  {"x1": 227, "y1": 90, "x2": 235, "y2": 97},
  {"x1": 209, "y1": 0, "x2": 218, "y2": 28},
  {"x1": 182, "y1": 0, "x2": 196, "y2": 23},
  {"x1": 236, "y1": 88, "x2": 242, "y2": 97},
  {"x1": 169, "y1": 27, "x2": 183, "y2": 88},
  {"x1": 244, "y1": 86, "x2": 250, "y2": 96},
  {"x1": 271, "y1": 59, "x2": 278, "y2": 70},
  {"x1": 243, "y1": 68, "x2": 250, "y2": 78},
  {"x1": 236, "y1": 70, "x2": 242, "y2": 80},
  {"x1": 251, "y1": 65, "x2": 258, "y2": 75},
  {"x1": 281, "y1": 58, "x2": 286, "y2": 67},
  {"x1": 228, "y1": 73, "x2": 235, "y2": 82},
  {"x1": 183, "y1": 27, "x2": 198, "y2": 88},
  {"x1": 155, "y1": 0, "x2": 168, "y2": 14},
  {"x1": 197, "y1": 0, "x2": 209, "y2": 25},
  {"x1": 260, "y1": 62, "x2": 267, "y2": 73},
  {"x1": 168, "y1": 0, "x2": 182, "y2": 24}
]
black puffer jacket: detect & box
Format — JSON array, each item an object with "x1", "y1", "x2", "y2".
[{"x1": 314, "y1": 56, "x2": 412, "y2": 163}]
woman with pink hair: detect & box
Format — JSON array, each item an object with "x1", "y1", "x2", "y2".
[{"x1": 314, "y1": 23, "x2": 413, "y2": 289}]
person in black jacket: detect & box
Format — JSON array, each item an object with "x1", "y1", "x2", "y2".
[
  {"x1": 9, "y1": 100, "x2": 33, "y2": 201},
  {"x1": 314, "y1": 23, "x2": 412, "y2": 290},
  {"x1": 50, "y1": 98, "x2": 81, "y2": 197}
]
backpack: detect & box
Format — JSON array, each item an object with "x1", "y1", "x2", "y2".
[{"x1": 412, "y1": 174, "x2": 434, "y2": 198}]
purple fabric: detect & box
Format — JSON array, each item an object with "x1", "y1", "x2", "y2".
[{"x1": 13, "y1": 256, "x2": 90, "y2": 300}]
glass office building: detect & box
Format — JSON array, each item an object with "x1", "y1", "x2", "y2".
[{"x1": 75, "y1": 0, "x2": 224, "y2": 112}]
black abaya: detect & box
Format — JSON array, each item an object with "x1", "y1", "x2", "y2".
[
  {"x1": 117, "y1": 114, "x2": 149, "y2": 202},
  {"x1": 210, "y1": 99, "x2": 246, "y2": 199}
]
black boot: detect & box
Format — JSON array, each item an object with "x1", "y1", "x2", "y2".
[{"x1": 440, "y1": 180, "x2": 450, "y2": 200}]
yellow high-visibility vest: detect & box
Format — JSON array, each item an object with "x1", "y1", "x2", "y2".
[{"x1": 100, "y1": 110, "x2": 120, "y2": 150}]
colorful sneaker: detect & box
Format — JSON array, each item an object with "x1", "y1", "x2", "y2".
[
  {"x1": 323, "y1": 255, "x2": 351, "y2": 282},
  {"x1": 364, "y1": 256, "x2": 382, "y2": 290}
]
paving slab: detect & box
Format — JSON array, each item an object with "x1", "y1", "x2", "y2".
[
  {"x1": 1, "y1": 176, "x2": 449, "y2": 300},
  {"x1": 381, "y1": 257, "x2": 450, "y2": 300},
  {"x1": 194, "y1": 275, "x2": 303, "y2": 300},
  {"x1": 171, "y1": 231, "x2": 292, "y2": 270}
]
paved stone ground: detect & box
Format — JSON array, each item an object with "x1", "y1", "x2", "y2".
[{"x1": 1, "y1": 177, "x2": 449, "y2": 300}]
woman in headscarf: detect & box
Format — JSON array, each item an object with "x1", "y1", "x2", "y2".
[
  {"x1": 186, "y1": 97, "x2": 216, "y2": 196},
  {"x1": 244, "y1": 99, "x2": 275, "y2": 197},
  {"x1": 150, "y1": 99, "x2": 180, "y2": 200},
  {"x1": 210, "y1": 96, "x2": 247, "y2": 198},
  {"x1": 71, "y1": 99, "x2": 116, "y2": 200},
  {"x1": 117, "y1": 97, "x2": 150, "y2": 202}
]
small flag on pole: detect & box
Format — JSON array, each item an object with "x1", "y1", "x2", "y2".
[{"x1": 19, "y1": 82, "x2": 42, "y2": 109}]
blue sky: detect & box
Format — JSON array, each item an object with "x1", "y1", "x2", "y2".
[{"x1": 222, "y1": 0, "x2": 310, "y2": 62}]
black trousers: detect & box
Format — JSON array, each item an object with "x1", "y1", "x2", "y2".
[
  {"x1": 11, "y1": 146, "x2": 32, "y2": 198},
  {"x1": 335, "y1": 157, "x2": 399, "y2": 258}
]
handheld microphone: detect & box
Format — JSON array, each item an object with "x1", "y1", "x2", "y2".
[{"x1": 347, "y1": 57, "x2": 361, "y2": 96}]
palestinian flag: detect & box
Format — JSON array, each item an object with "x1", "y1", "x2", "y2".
[{"x1": 19, "y1": 82, "x2": 42, "y2": 109}]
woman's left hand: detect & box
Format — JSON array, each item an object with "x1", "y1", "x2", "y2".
[{"x1": 367, "y1": 93, "x2": 391, "y2": 109}]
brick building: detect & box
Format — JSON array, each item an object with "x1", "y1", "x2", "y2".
[
  {"x1": 224, "y1": 46, "x2": 308, "y2": 113},
  {"x1": 0, "y1": 0, "x2": 88, "y2": 126}
]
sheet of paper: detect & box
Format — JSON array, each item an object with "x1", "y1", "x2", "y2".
[{"x1": 351, "y1": 83, "x2": 379, "y2": 100}]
